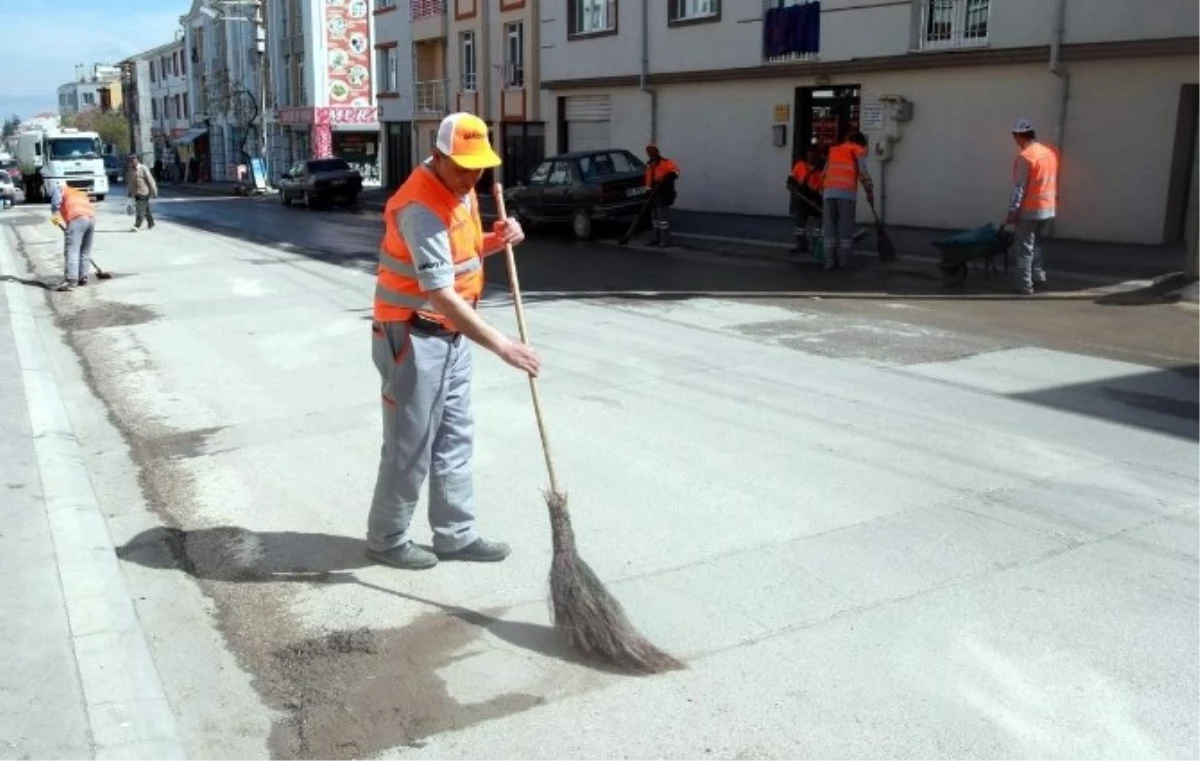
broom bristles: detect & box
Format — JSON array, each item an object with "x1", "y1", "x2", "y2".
[{"x1": 544, "y1": 490, "x2": 686, "y2": 675}]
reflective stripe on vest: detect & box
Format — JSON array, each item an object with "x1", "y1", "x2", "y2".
[
  {"x1": 823, "y1": 142, "x2": 864, "y2": 193},
  {"x1": 1015, "y1": 142, "x2": 1058, "y2": 214},
  {"x1": 61, "y1": 188, "x2": 95, "y2": 222},
  {"x1": 374, "y1": 165, "x2": 485, "y2": 327}
]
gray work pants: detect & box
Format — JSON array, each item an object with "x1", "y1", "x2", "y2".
[
  {"x1": 651, "y1": 206, "x2": 671, "y2": 242},
  {"x1": 367, "y1": 320, "x2": 478, "y2": 554},
  {"x1": 1012, "y1": 218, "x2": 1052, "y2": 292},
  {"x1": 822, "y1": 197, "x2": 857, "y2": 268},
  {"x1": 63, "y1": 216, "x2": 95, "y2": 283},
  {"x1": 133, "y1": 194, "x2": 154, "y2": 228}
]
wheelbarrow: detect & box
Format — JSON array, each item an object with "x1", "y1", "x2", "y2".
[{"x1": 933, "y1": 223, "x2": 1014, "y2": 285}]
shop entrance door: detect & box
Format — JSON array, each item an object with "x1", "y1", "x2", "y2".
[{"x1": 793, "y1": 85, "x2": 861, "y2": 162}]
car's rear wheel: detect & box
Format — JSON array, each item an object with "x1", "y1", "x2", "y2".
[{"x1": 571, "y1": 208, "x2": 593, "y2": 241}]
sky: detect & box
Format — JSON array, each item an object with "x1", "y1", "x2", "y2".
[{"x1": 0, "y1": 0, "x2": 185, "y2": 120}]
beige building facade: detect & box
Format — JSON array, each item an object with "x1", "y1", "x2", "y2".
[
  {"x1": 387, "y1": 0, "x2": 544, "y2": 187},
  {"x1": 540, "y1": 0, "x2": 1199, "y2": 245}
]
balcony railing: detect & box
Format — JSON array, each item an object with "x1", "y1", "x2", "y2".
[
  {"x1": 411, "y1": 0, "x2": 445, "y2": 21},
  {"x1": 917, "y1": 0, "x2": 990, "y2": 50},
  {"x1": 413, "y1": 79, "x2": 448, "y2": 115}
]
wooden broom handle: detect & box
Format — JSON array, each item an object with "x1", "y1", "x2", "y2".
[{"x1": 491, "y1": 183, "x2": 560, "y2": 494}]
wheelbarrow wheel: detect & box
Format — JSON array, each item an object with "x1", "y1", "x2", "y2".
[{"x1": 942, "y1": 263, "x2": 969, "y2": 285}]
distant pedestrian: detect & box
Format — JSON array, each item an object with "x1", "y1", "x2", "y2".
[
  {"x1": 787, "y1": 144, "x2": 823, "y2": 254},
  {"x1": 644, "y1": 144, "x2": 681, "y2": 247},
  {"x1": 50, "y1": 186, "x2": 96, "y2": 291},
  {"x1": 821, "y1": 132, "x2": 874, "y2": 270},
  {"x1": 127, "y1": 156, "x2": 158, "y2": 232},
  {"x1": 366, "y1": 111, "x2": 540, "y2": 570},
  {"x1": 1006, "y1": 118, "x2": 1059, "y2": 295}
]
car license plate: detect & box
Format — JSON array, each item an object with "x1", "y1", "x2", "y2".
[
  {"x1": 333, "y1": 179, "x2": 346, "y2": 185},
  {"x1": 626, "y1": 187, "x2": 648, "y2": 197}
]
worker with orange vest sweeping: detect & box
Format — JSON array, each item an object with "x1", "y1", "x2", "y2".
[
  {"x1": 787, "y1": 144, "x2": 824, "y2": 255},
  {"x1": 821, "y1": 132, "x2": 874, "y2": 270},
  {"x1": 366, "y1": 112, "x2": 539, "y2": 570},
  {"x1": 49, "y1": 186, "x2": 98, "y2": 292},
  {"x1": 1005, "y1": 118, "x2": 1059, "y2": 295}
]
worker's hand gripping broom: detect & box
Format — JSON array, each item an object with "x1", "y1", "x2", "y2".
[{"x1": 492, "y1": 183, "x2": 685, "y2": 675}]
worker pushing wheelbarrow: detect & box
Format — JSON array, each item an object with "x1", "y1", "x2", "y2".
[{"x1": 933, "y1": 222, "x2": 1014, "y2": 285}]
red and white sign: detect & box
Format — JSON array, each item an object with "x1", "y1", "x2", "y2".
[
  {"x1": 316, "y1": 106, "x2": 378, "y2": 125},
  {"x1": 275, "y1": 106, "x2": 378, "y2": 126}
]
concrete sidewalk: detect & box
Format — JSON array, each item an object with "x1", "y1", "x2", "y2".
[{"x1": 0, "y1": 229, "x2": 186, "y2": 759}]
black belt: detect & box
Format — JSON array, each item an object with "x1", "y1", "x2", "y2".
[{"x1": 407, "y1": 313, "x2": 458, "y2": 337}]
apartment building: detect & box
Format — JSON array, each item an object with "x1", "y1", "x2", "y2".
[
  {"x1": 182, "y1": 0, "x2": 268, "y2": 182},
  {"x1": 127, "y1": 39, "x2": 195, "y2": 172},
  {"x1": 57, "y1": 65, "x2": 122, "y2": 118},
  {"x1": 372, "y1": 0, "x2": 543, "y2": 189},
  {"x1": 373, "y1": 0, "x2": 416, "y2": 187},
  {"x1": 540, "y1": 0, "x2": 1199, "y2": 245},
  {"x1": 267, "y1": 0, "x2": 381, "y2": 184}
]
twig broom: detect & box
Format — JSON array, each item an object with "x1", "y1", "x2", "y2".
[{"x1": 491, "y1": 182, "x2": 685, "y2": 675}]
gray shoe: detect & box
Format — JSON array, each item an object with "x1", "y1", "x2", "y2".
[
  {"x1": 366, "y1": 542, "x2": 438, "y2": 570},
  {"x1": 435, "y1": 538, "x2": 511, "y2": 563}
]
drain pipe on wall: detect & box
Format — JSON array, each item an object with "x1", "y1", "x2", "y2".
[
  {"x1": 641, "y1": 0, "x2": 657, "y2": 144},
  {"x1": 1050, "y1": 0, "x2": 1069, "y2": 232}
]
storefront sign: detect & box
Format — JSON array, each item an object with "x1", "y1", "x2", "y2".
[
  {"x1": 324, "y1": 0, "x2": 373, "y2": 109},
  {"x1": 276, "y1": 107, "x2": 314, "y2": 126},
  {"x1": 773, "y1": 104, "x2": 790, "y2": 123},
  {"x1": 861, "y1": 102, "x2": 886, "y2": 131},
  {"x1": 316, "y1": 106, "x2": 379, "y2": 125}
]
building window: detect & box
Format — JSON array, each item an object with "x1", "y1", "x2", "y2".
[
  {"x1": 669, "y1": 0, "x2": 718, "y2": 24},
  {"x1": 459, "y1": 31, "x2": 476, "y2": 91},
  {"x1": 569, "y1": 0, "x2": 617, "y2": 38},
  {"x1": 504, "y1": 22, "x2": 524, "y2": 88},
  {"x1": 918, "y1": 0, "x2": 989, "y2": 50},
  {"x1": 375, "y1": 0, "x2": 396, "y2": 8},
  {"x1": 378, "y1": 47, "x2": 399, "y2": 92},
  {"x1": 281, "y1": 54, "x2": 291, "y2": 106}
]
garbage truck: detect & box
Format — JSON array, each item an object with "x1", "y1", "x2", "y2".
[{"x1": 15, "y1": 127, "x2": 109, "y2": 203}]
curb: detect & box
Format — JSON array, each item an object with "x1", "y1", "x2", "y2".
[{"x1": 0, "y1": 233, "x2": 188, "y2": 760}]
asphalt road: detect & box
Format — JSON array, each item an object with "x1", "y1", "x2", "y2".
[{"x1": 1, "y1": 190, "x2": 1197, "y2": 759}]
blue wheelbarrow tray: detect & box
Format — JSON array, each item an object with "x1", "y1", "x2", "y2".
[{"x1": 932, "y1": 223, "x2": 1014, "y2": 284}]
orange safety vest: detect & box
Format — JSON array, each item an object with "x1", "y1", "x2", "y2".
[
  {"x1": 60, "y1": 187, "x2": 96, "y2": 222},
  {"x1": 822, "y1": 142, "x2": 866, "y2": 193},
  {"x1": 645, "y1": 157, "x2": 680, "y2": 188},
  {"x1": 791, "y1": 160, "x2": 821, "y2": 192},
  {"x1": 1015, "y1": 141, "x2": 1058, "y2": 214},
  {"x1": 374, "y1": 165, "x2": 485, "y2": 329}
]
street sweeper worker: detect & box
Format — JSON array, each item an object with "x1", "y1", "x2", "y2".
[
  {"x1": 644, "y1": 144, "x2": 680, "y2": 246},
  {"x1": 49, "y1": 185, "x2": 97, "y2": 291},
  {"x1": 1005, "y1": 118, "x2": 1059, "y2": 295},
  {"x1": 821, "y1": 132, "x2": 873, "y2": 270},
  {"x1": 787, "y1": 143, "x2": 824, "y2": 254},
  {"x1": 366, "y1": 111, "x2": 540, "y2": 571}
]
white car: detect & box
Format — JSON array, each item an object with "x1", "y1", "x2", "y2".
[{"x1": 0, "y1": 170, "x2": 16, "y2": 208}]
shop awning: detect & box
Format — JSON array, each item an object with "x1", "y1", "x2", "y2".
[{"x1": 174, "y1": 128, "x2": 208, "y2": 145}]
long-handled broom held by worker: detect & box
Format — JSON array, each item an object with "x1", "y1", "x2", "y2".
[{"x1": 491, "y1": 182, "x2": 685, "y2": 675}]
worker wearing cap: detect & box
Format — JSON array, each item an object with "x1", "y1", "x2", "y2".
[
  {"x1": 644, "y1": 144, "x2": 680, "y2": 246},
  {"x1": 1006, "y1": 118, "x2": 1059, "y2": 295},
  {"x1": 821, "y1": 132, "x2": 873, "y2": 270},
  {"x1": 787, "y1": 144, "x2": 824, "y2": 254},
  {"x1": 49, "y1": 185, "x2": 96, "y2": 292},
  {"x1": 366, "y1": 112, "x2": 541, "y2": 570}
]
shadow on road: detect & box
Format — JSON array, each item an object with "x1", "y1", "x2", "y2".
[
  {"x1": 1008, "y1": 364, "x2": 1199, "y2": 440},
  {"x1": 115, "y1": 525, "x2": 607, "y2": 670}
]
